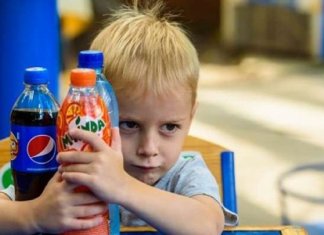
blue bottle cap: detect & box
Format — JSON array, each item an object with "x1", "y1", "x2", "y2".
[
  {"x1": 78, "y1": 50, "x2": 103, "y2": 69},
  {"x1": 24, "y1": 67, "x2": 48, "y2": 85}
]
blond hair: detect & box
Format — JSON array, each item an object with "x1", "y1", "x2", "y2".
[{"x1": 90, "y1": 1, "x2": 199, "y2": 104}]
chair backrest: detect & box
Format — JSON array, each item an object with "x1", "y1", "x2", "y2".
[{"x1": 182, "y1": 135, "x2": 237, "y2": 213}]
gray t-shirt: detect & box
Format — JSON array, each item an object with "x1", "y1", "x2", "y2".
[
  {"x1": 120, "y1": 151, "x2": 238, "y2": 227},
  {"x1": 1, "y1": 151, "x2": 238, "y2": 227}
]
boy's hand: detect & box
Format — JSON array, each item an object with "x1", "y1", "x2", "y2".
[
  {"x1": 32, "y1": 172, "x2": 106, "y2": 233},
  {"x1": 57, "y1": 128, "x2": 129, "y2": 204}
]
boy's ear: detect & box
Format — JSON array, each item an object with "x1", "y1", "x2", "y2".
[{"x1": 191, "y1": 101, "x2": 198, "y2": 120}]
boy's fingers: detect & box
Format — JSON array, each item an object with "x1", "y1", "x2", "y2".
[
  {"x1": 47, "y1": 171, "x2": 68, "y2": 185},
  {"x1": 72, "y1": 192, "x2": 103, "y2": 205},
  {"x1": 69, "y1": 215, "x2": 104, "y2": 231},
  {"x1": 111, "y1": 127, "x2": 121, "y2": 152},
  {"x1": 49, "y1": 171, "x2": 61, "y2": 182},
  {"x1": 59, "y1": 163, "x2": 90, "y2": 174},
  {"x1": 44, "y1": 172, "x2": 77, "y2": 192},
  {"x1": 61, "y1": 172, "x2": 90, "y2": 186},
  {"x1": 57, "y1": 151, "x2": 95, "y2": 164},
  {"x1": 68, "y1": 128, "x2": 108, "y2": 151},
  {"x1": 73, "y1": 203, "x2": 107, "y2": 218}
]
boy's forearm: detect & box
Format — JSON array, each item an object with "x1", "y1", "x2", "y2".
[
  {"x1": 119, "y1": 176, "x2": 224, "y2": 235},
  {"x1": 0, "y1": 198, "x2": 38, "y2": 235}
]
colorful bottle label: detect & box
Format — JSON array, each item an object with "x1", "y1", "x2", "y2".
[
  {"x1": 10, "y1": 125, "x2": 58, "y2": 172},
  {"x1": 57, "y1": 96, "x2": 111, "y2": 152}
]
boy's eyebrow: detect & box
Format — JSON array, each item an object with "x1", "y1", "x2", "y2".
[
  {"x1": 158, "y1": 116, "x2": 189, "y2": 124},
  {"x1": 119, "y1": 115, "x2": 141, "y2": 122},
  {"x1": 119, "y1": 115, "x2": 188, "y2": 122},
  {"x1": 165, "y1": 117, "x2": 187, "y2": 122},
  {"x1": 119, "y1": 114, "x2": 137, "y2": 119}
]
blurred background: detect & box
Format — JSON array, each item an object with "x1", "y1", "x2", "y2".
[
  {"x1": 58, "y1": 1, "x2": 324, "y2": 233},
  {"x1": 1, "y1": 0, "x2": 324, "y2": 234}
]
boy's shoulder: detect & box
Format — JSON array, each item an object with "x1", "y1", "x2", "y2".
[
  {"x1": 180, "y1": 151, "x2": 202, "y2": 160},
  {"x1": 156, "y1": 151, "x2": 210, "y2": 188},
  {"x1": 178, "y1": 151, "x2": 206, "y2": 168}
]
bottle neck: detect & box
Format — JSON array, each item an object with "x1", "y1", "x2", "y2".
[
  {"x1": 78, "y1": 66, "x2": 103, "y2": 75},
  {"x1": 93, "y1": 67, "x2": 103, "y2": 74},
  {"x1": 70, "y1": 85, "x2": 96, "y2": 94},
  {"x1": 24, "y1": 83, "x2": 48, "y2": 91},
  {"x1": 93, "y1": 67, "x2": 107, "y2": 82}
]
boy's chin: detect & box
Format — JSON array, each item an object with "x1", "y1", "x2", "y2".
[{"x1": 136, "y1": 174, "x2": 161, "y2": 186}]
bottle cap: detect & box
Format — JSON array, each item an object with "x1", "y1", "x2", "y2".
[
  {"x1": 70, "y1": 68, "x2": 96, "y2": 87},
  {"x1": 78, "y1": 50, "x2": 103, "y2": 69},
  {"x1": 24, "y1": 67, "x2": 48, "y2": 85}
]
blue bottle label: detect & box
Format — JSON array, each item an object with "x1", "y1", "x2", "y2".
[{"x1": 10, "y1": 125, "x2": 58, "y2": 172}]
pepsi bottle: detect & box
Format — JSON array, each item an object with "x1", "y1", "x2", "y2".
[
  {"x1": 10, "y1": 67, "x2": 59, "y2": 201},
  {"x1": 78, "y1": 50, "x2": 119, "y2": 127}
]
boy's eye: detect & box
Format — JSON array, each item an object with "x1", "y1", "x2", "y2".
[
  {"x1": 119, "y1": 121, "x2": 139, "y2": 130},
  {"x1": 161, "y1": 123, "x2": 179, "y2": 134}
]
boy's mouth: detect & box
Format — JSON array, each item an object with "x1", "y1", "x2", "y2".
[{"x1": 133, "y1": 165, "x2": 157, "y2": 171}]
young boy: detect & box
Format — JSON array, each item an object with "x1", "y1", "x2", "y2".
[
  {"x1": 58, "y1": 1, "x2": 237, "y2": 234},
  {"x1": 0, "y1": 2, "x2": 237, "y2": 234}
]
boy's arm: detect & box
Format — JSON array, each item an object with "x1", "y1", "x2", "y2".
[
  {"x1": 0, "y1": 194, "x2": 41, "y2": 234},
  {"x1": 0, "y1": 172, "x2": 106, "y2": 235},
  {"x1": 120, "y1": 175, "x2": 224, "y2": 235}
]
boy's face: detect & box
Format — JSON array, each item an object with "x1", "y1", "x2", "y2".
[{"x1": 118, "y1": 86, "x2": 196, "y2": 185}]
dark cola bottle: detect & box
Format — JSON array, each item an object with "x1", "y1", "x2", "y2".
[{"x1": 10, "y1": 67, "x2": 59, "y2": 202}]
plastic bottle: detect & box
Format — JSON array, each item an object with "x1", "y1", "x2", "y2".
[
  {"x1": 78, "y1": 50, "x2": 119, "y2": 127},
  {"x1": 78, "y1": 50, "x2": 120, "y2": 235},
  {"x1": 57, "y1": 68, "x2": 111, "y2": 235},
  {"x1": 10, "y1": 67, "x2": 60, "y2": 201}
]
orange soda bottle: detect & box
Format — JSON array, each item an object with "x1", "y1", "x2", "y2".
[{"x1": 57, "y1": 68, "x2": 111, "y2": 235}]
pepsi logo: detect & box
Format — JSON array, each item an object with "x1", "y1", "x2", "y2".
[{"x1": 27, "y1": 135, "x2": 56, "y2": 164}]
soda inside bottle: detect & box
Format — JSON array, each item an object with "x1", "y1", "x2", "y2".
[
  {"x1": 57, "y1": 68, "x2": 111, "y2": 235},
  {"x1": 10, "y1": 67, "x2": 59, "y2": 201}
]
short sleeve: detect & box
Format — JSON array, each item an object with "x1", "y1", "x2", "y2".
[
  {"x1": 166, "y1": 151, "x2": 239, "y2": 226},
  {"x1": 172, "y1": 152, "x2": 221, "y2": 201}
]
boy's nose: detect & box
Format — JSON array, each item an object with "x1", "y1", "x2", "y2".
[{"x1": 137, "y1": 133, "x2": 159, "y2": 158}]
